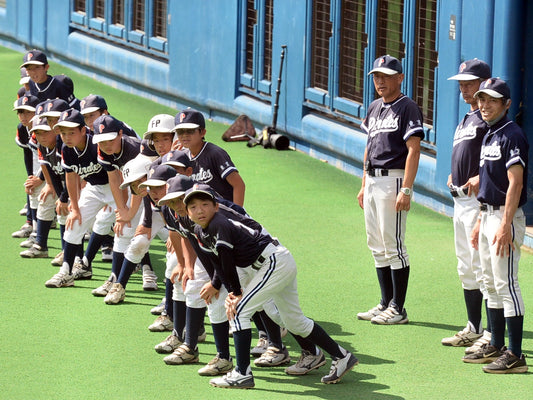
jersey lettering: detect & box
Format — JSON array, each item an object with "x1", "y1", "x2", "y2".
[
  {"x1": 367, "y1": 115, "x2": 400, "y2": 137},
  {"x1": 480, "y1": 141, "x2": 501, "y2": 166},
  {"x1": 453, "y1": 121, "x2": 478, "y2": 146},
  {"x1": 191, "y1": 167, "x2": 213, "y2": 183},
  {"x1": 70, "y1": 161, "x2": 103, "y2": 178}
]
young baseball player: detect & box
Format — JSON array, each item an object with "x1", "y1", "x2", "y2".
[
  {"x1": 462, "y1": 78, "x2": 528, "y2": 374},
  {"x1": 442, "y1": 59, "x2": 492, "y2": 351},
  {"x1": 356, "y1": 55, "x2": 424, "y2": 325},
  {"x1": 12, "y1": 95, "x2": 41, "y2": 240},
  {"x1": 44, "y1": 109, "x2": 115, "y2": 288},
  {"x1": 21, "y1": 49, "x2": 80, "y2": 109},
  {"x1": 183, "y1": 188, "x2": 357, "y2": 388}
]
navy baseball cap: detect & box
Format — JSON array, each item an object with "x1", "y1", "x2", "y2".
[
  {"x1": 21, "y1": 49, "x2": 48, "y2": 68},
  {"x1": 80, "y1": 94, "x2": 108, "y2": 115},
  {"x1": 56, "y1": 108, "x2": 85, "y2": 128},
  {"x1": 157, "y1": 175, "x2": 196, "y2": 206},
  {"x1": 162, "y1": 150, "x2": 192, "y2": 169},
  {"x1": 144, "y1": 114, "x2": 176, "y2": 140},
  {"x1": 19, "y1": 67, "x2": 30, "y2": 85},
  {"x1": 183, "y1": 184, "x2": 216, "y2": 206},
  {"x1": 368, "y1": 55, "x2": 402, "y2": 75},
  {"x1": 119, "y1": 155, "x2": 153, "y2": 189},
  {"x1": 29, "y1": 116, "x2": 51, "y2": 133},
  {"x1": 140, "y1": 139, "x2": 159, "y2": 159},
  {"x1": 448, "y1": 59, "x2": 491, "y2": 81},
  {"x1": 174, "y1": 109, "x2": 205, "y2": 130},
  {"x1": 38, "y1": 99, "x2": 69, "y2": 118},
  {"x1": 474, "y1": 78, "x2": 511, "y2": 99},
  {"x1": 13, "y1": 95, "x2": 39, "y2": 111},
  {"x1": 139, "y1": 164, "x2": 177, "y2": 187},
  {"x1": 92, "y1": 115, "x2": 122, "y2": 143}
]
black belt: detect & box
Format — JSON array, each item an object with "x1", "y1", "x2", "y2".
[
  {"x1": 480, "y1": 204, "x2": 501, "y2": 211},
  {"x1": 254, "y1": 240, "x2": 280, "y2": 267},
  {"x1": 367, "y1": 168, "x2": 388, "y2": 177},
  {"x1": 450, "y1": 187, "x2": 468, "y2": 197}
]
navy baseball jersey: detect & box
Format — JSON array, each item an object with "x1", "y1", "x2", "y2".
[
  {"x1": 187, "y1": 142, "x2": 238, "y2": 201},
  {"x1": 15, "y1": 123, "x2": 31, "y2": 149},
  {"x1": 29, "y1": 74, "x2": 79, "y2": 109},
  {"x1": 194, "y1": 212, "x2": 272, "y2": 295},
  {"x1": 477, "y1": 116, "x2": 529, "y2": 207},
  {"x1": 61, "y1": 133, "x2": 109, "y2": 185},
  {"x1": 451, "y1": 109, "x2": 488, "y2": 186},
  {"x1": 98, "y1": 135, "x2": 142, "y2": 171},
  {"x1": 38, "y1": 135, "x2": 68, "y2": 201},
  {"x1": 362, "y1": 95, "x2": 425, "y2": 169}
]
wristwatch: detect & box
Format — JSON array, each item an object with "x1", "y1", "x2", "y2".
[{"x1": 400, "y1": 187, "x2": 412, "y2": 196}]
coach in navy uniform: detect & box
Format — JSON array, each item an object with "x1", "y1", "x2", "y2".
[
  {"x1": 356, "y1": 55, "x2": 424, "y2": 325},
  {"x1": 463, "y1": 78, "x2": 529, "y2": 374}
]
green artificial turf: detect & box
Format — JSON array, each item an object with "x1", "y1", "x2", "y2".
[{"x1": 0, "y1": 45, "x2": 531, "y2": 399}]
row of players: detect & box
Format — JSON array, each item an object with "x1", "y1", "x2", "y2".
[{"x1": 11, "y1": 49, "x2": 357, "y2": 389}]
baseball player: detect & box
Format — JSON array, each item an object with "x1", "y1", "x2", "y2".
[
  {"x1": 21, "y1": 49, "x2": 80, "y2": 109},
  {"x1": 44, "y1": 109, "x2": 115, "y2": 288},
  {"x1": 183, "y1": 187, "x2": 358, "y2": 388},
  {"x1": 356, "y1": 55, "x2": 424, "y2": 325},
  {"x1": 462, "y1": 78, "x2": 528, "y2": 374},
  {"x1": 441, "y1": 59, "x2": 492, "y2": 350}
]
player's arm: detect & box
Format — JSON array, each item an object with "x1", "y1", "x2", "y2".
[
  {"x1": 357, "y1": 147, "x2": 368, "y2": 209},
  {"x1": 65, "y1": 171, "x2": 82, "y2": 229},
  {"x1": 168, "y1": 230, "x2": 187, "y2": 283},
  {"x1": 226, "y1": 171, "x2": 245, "y2": 206},
  {"x1": 493, "y1": 164, "x2": 523, "y2": 257},
  {"x1": 107, "y1": 169, "x2": 130, "y2": 219},
  {"x1": 38, "y1": 165, "x2": 55, "y2": 202},
  {"x1": 396, "y1": 136, "x2": 421, "y2": 212}
]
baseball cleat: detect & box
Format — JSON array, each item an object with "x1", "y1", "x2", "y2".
[
  {"x1": 12, "y1": 223, "x2": 33, "y2": 238},
  {"x1": 149, "y1": 314, "x2": 173, "y2": 332},
  {"x1": 20, "y1": 235, "x2": 37, "y2": 248},
  {"x1": 254, "y1": 346, "x2": 290, "y2": 367},
  {"x1": 465, "y1": 331, "x2": 491, "y2": 354},
  {"x1": 198, "y1": 355, "x2": 234, "y2": 376},
  {"x1": 357, "y1": 304, "x2": 386, "y2": 321},
  {"x1": 154, "y1": 334, "x2": 182, "y2": 354},
  {"x1": 462, "y1": 344, "x2": 503, "y2": 364},
  {"x1": 45, "y1": 271, "x2": 75, "y2": 288},
  {"x1": 163, "y1": 344, "x2": 199, "y2": 365},
  {"x1": 209, "y1": 367, "x2": 255, "y2": 389},
  {"x1": 20, "y1": 244, "x2": 48, "y2": 258},
  {"x1": 285, "y1": 349, "x2": 326, "y2": 375},
  {"x1": 321, "y1": 350, "x2": 358, "y2": 384},
  {"x1": 92, "y1": 280, "x2": 114, "y2": 297},
  {"x1": 72, "y1": 260, "x2": 93, "y2": 280},
  {"x1": 442, "y1": 326, "x2": 482, "y2": 347},
  {"x1": 150, "y1": 298, "x2": 166, "y2": 315},
  {"x1": 104, "y1": 283, "x2": 126, "y2": 304},
  {"x1": 371, "y1": 306, "x2": 409, "y2": 325},
  {"x1": 51, "y1": 251, "x2": 64, "y2": 266},
  {"x1": 142, "y1": 265, "x2": 158, "y2": 291},
  {"x1": 250, "y1": 337, "x2": 268, "y2": 357},
  {"x1": 482, "y1": 350, "x2": 528, "y2": 374}
]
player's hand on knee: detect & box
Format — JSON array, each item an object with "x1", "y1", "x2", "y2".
[
  {"x1": 135, "y1": 225, "x2": 151, "y2": 237},
  {"x1": 66, "y1": 210, "x2": 82, "y2": 230}
]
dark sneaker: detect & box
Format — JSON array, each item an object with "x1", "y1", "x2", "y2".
[
  {"x1": 210, "y1": 367, "x2": 255, "y2": 389},
  {"x1": 483, "y1": 350, "x2": 528, "y2": 374},
  {"x1": 462, "y1": 344, "x2": 503, "y2": 364},
  {"x1": 285, "y1": 349, "x2": 326, "y2": 375},
  {"x1": 321, "y1": 351, "x2": 358, "y2": 384}
]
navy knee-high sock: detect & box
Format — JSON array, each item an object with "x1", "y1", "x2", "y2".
[
  {"x1": 84, "y1": 232, "x2": 107, "y2": 265},
  {"x1": 102, "y1": 234, "x2": 114, "y2": 248},
  {"x1": 36, "y1": 219, "x2": 52, "y2": 250},
  {"x1": 212, "y1": 321, "x2": 231, "y2": 360},
  {"x1": 25, "y1": 193, "x2": 31, "y2": 224},
  {"x1": 141, "y1": 252, "x2": 152, "y2": 268},
  {"x1": 291, "y1": 333, "x2": 316, "y2": 354},
  {"x1": 165, "y1": 279, "x2": 174, "y2": 317},
  {"x1": 391, "y1": 266, "x2": 410, "y2": 311},
  {"x1": 117, "y1": 258, "x2": 138, "y2": 288},
  {"x1": 62, "y1": 242, "x2": 83, "y2": 274},
  {"x1": 111, "y1": 252, "x2": 125, "y2": 283},
  {"x1": 184, "y1": 307, "x2": 206, "y2": 350},
  {"x1": 464, "y1": 289, "x2": 483, "y2": 333},
  {"x1": 172, "y1": 300, "x2": 186, "y2": 340},
  {"x1": 233, "y1": 329, "x2": 252, "y2": 374},
  {"x1": 485, "y1": 300, "x2": 492, "y2": 333},
  {"x1": 260, "y1": 312, "x2": 283, "y2": 349},
  {"x1": 488, "y1": 308, "x2": 505, "y2": 349},
  {"x1": 59, "y1": 224, "x2": 66, "y2": 250},
  {"x1": 252, "y1": 312, "x2": 267, "y2": 338},
  {"x1": 506, "y1": 315, "x2": 524, "y2": 356},
  {"x1": 376, "y1": 266, "x2": 393, "y2": 307},
  {"x1": 305, "y1": 322, "x2": 344, "y2": 359}
]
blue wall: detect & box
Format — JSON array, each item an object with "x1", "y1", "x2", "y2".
[{"x1": 0, "y1": 0, "x2": 531, "y2": 222}]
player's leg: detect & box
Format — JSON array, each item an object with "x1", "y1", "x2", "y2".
[{"x1": 20, "y1": 187, "x2": 56, "y2": 258}]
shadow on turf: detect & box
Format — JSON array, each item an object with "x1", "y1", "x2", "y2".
[{"x1": 256, "y1": 370, "x2": 404, "y2": 399}]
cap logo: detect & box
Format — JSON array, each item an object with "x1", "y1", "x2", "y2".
[
  {"x1": 27, "y1": 52, "x2": 34, "y2": 61},
  {"x1": 80, "y1": 100, "x2": 86, "y2": 109},
  {"x1": 122, "y1": 167, "x2": 130, "y2": 179},
  {"x1": 47, "y1": 102, "x2": 54, "y2": 111},
  {"x1": 378, "y1": 57, "x2": 385, "y2": 66},
  {"x1": 459, "y1": 62, "x2": 466, "y2": 72},
  {"x1": 151, "y1": 118, "x2": 161, "y2": 128},
  {"x1": 179, "y1": 113, "x2": 186, "y2": 122},
  {"x1": 99, "y1": 124, "x2": 105, "y2": 133},
  {"x1": 149, "y1": 168, "x2": 155, "y2": 177},
  {"x1": 22, "y1": 97, "x2": 28, "y2": 105},
  {"x1": 486, "y1": 79, "x2": 493, "y2": 86},
  {"x1": 37, "y1": 105, "x2": 44, "y2": 114}
]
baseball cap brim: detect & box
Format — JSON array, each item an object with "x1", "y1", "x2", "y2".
[
  {"x1": 55, "y1": 120, "x2": 82, "y2": 128},
  {"x1": 144, "y1": 130, "x2": 174, "y2": 141},
  {"x1": 30, "y1": 124, "x2": 52, "y2": 133},
  {"x1": 368, "y1": 67, "x2": 399, "y2": 76},
  {"x1": 119, "y1": 172, "x2": 147, "y2": 189},
  {"x1": 92, "y1": 132, "x2": 119, "y2": 143},
  {"x1": 158, "y1": 191, "x2": 186, "y2": 206},
  {"x1": 163, "y1": 161, "x2": 187, "y2": 168},
  {"x1": 474, "y1": 89, "x2": 504, "y2": 99},
  {"x1": 173, "y1": 123, "x2": 200, "y2": 130},
  {"x1": 183, "y1": 189, "x2": 215, "y2": 205},
  {"x1": 40, "y1": 111, "x2": 62, "y2": 118},
  {"x1": 447, "y1": 73, "x2": 482, "y2": 81},
  {"x1": 20, "y1": 61, "x2": 45, "y2": 68},
  {"x1": 19, "y1": 77, "x2": 30, "y2": 85},
  {"x1": 13, "y1": 105, "x2": 35, "y2": 112},
  {"x1": 80, "y1": 106, "x2": 102, "y2": 115},
  {"x1": 139, "y1": 179, "x2": 167, "y2": 187}
]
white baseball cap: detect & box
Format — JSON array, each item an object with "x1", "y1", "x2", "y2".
[
  {"x1": 144, "y1": 114, "x2": 176, "y2": 141},
  {"x1": 119, "y1": 155, "x2": 153, "y2": 189}
]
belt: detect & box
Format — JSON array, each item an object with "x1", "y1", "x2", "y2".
[
  {"x1": 253, "y1": 240, "x2": 280, "y2": 269},
  {"x1": 480, "y1": 204, "x2": 501, "y2": 212},
  {"x1": 367, "y1": 168, "x2": 388, "y2": 177},
  {"x1": 450, "y1": 187, "x2": 468, "y2": 198}
]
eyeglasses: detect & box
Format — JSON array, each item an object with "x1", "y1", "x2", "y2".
[{"x1": 176, "y1": 129, "x2": 198, "y2": 136}]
